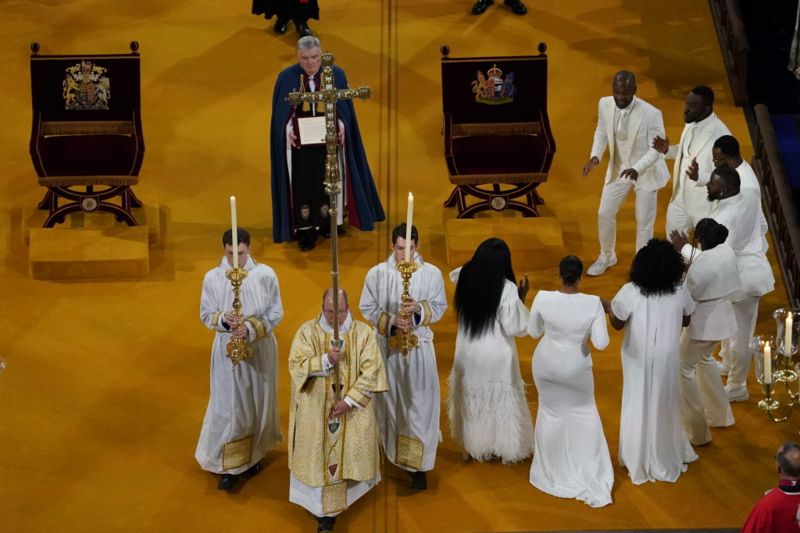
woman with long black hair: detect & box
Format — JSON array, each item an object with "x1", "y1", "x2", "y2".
[{"x1": 447, "y1": 238, "x2": 534, "y2": 464}]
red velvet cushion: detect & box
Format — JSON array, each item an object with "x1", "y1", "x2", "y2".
[
  {"x1": 448, "y1": 134, "x2": 549, "y2": 176},
  {"x1": 38, "y1": 135, "x2": 138, "y2": 176}
]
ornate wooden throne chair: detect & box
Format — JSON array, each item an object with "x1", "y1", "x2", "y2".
[
  {"x1": 441, "y1": 44, "x2": 555, "y2": 218},
  {"x1": 29, "y1": 42, "x2": 145, "y2": 228}
]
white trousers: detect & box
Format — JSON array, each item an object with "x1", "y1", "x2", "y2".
[
  {"x1": 727, "y1": 297, "x2": 761, "y2": 389},
  {"x1": 678, "y1": 334, "x2": 735, "y2": 446},
  {"x1": 597, "y1": 179, "x2": 657, "y2": 259}
]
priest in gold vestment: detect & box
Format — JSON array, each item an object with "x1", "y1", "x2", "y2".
[{"x1": 288, "y1": 288, "x2": 388, "y2": 533}]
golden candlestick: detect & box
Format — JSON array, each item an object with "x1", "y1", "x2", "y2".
[
  {"x1": 754, "y1": 333, "x2": 798, "y2": 422},
  {"x1": 388, "y1": 260, "x2": 419, "y2": 355},
  {"x1": 225, "y1": 267, "x2": 253, "y2": 367}
]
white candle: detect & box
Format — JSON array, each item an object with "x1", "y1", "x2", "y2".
[
  {"x1": 764, "y1": 342, "x2": 772, "y2": 385},
  {"x1": 230, "y1": 196, "x2": 239, "y2": 269},
  {"x1": 786, "y1": 312, "x2": 793, "y2": 356},
  {"x1": 404, "y1": 192, "x2": 414, "y2": 262}
]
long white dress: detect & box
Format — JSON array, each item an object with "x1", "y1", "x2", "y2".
[
  {"x1": 527, "y1": 290, "x2": 613, "y2": 508},
  {"x1": 611, "y1": 282, "x2": 698, "y2": 485},
  {"x1": 359, "y1": 253, "x2": 447, "y2": 472},
  {"x1": 195, "y1": 256, "x2": 284, "y2": 475},
  {"x1": 447, "y1": 269, "x2": 534, "y2": 464}
]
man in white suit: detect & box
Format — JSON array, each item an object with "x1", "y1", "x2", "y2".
[
  {"x1": 582, "y1": 71, "x2": 670, "y2": 277},
  {"x1": 654, "y1": 85, "x2": 731, "y2": 235}
]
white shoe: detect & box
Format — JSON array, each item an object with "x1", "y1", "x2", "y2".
[
  {"x1": 587, "y1": 255, "x2": 617, "y2": 277},
  {"x1": 725, "y1": 384, "x2": 749, "y2": 402}
]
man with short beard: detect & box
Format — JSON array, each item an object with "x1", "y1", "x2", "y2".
[
  {"x1": 670, "y1": 166, "x2": 774, "y2": 402},
  {"x1": 654, "y1": 85, "x2": 731, "y2": 235}
]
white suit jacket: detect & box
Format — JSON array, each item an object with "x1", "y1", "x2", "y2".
[
  {"x1": 667, "y1": 113, "x2": 730, "y2": 201},
  {"x1": 590, "y1": 96, "x2": 669, "y2": 192}
]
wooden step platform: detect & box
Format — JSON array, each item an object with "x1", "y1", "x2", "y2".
[
  {"x1": 29, "y1": 226, "x2": 150, "y2": 280},
  {"x1": 444, "y1": 216, "x2": 565, "y2": 271}
]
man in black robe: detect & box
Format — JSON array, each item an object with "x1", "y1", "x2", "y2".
[
  {"x1": 252, "y1": 0, "x2": 318, "y2": 37},
  {"x1": 269, "y1": 36, "x2": 385, "y2": 251}
]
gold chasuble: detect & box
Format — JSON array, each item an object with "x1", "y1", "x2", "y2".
[{"x1": 288, "y1": 317, "x2": 388, "y2": 512}]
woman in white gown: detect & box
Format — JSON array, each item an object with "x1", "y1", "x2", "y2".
[
  {"x1": 528, "y1": 255, "x2": 613, "y2": 508},
  {"x1": 447, "y1": 238, "x2": 534, "y2": 464},
  {"x1": 608, "y1": 239, "x2": 698, "y2": 485}
]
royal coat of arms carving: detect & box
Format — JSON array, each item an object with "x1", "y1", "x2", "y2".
[
  {"x1": 470, "y1": 64, "x2": 516, "y2": 105},
  {"x1": 63, "y1": 60, "x2": 110, "y2": 110}
]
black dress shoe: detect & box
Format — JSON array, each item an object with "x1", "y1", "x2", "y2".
[
  {"x1": 316, "y1": 516, "x2": 336, "y2": 532},
  {"x1": 504, "y1": 0, "x2": 527, "y2": 15},
  {"x1": 217, "y1": 473, "x2": 239, "y2": 491},
  {"x1": 274, "y1": 18, "x2": 288, "y2": 35},
  {"x1": 245, "y1": 462, "x2": 261, "y2": 477},
  {"x1": 409, "y1": 471, "x2": 427, "y2": 490},
  {"x1": 471, "y1": 0, "x2": 494, "y2": 15},
  {"x1": 296, "y1": 21, "x2": 313, "y2": 37}
]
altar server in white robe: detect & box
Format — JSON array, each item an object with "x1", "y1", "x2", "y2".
[
  {"x1": 581, "y1": 70, "x2": 670, "y2": 277},
  {"x1": 359, "y1": 223, "x2": 447, "y2": 490},
  {"x1": 448, "y1": 238, "x2": 533, "y2": 464},
  {"x1": 653, "y1": 85, "x2": 731, "y2": 235},
  {"x1": 676, "y1": 218, "x2": 738, "y2": 446},
  {"x1": 528, "y1": 256, "x2": 613, "y2": 508},
  {"x1": 196, "y1": 228, "x2": 284, "y2": 491},
  {"x1": 710, "y1": 135, "x2": 770, "y2": 376},
  {"x1": 609, "y1": 239, "x2": 698, "y2": 485},
  {"x1": 670, "y1": 166, "x2": 774, "y2": 402}
]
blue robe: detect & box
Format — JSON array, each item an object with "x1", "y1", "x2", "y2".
[{"x1": 270, "y1": 63, "x2": 385, "y2": 243}]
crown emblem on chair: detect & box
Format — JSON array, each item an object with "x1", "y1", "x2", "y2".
[
  {"x1": 487, "y1": 64, "x2": 502, "y2": 79},
  {"x1": 470, "y1": 64, "x2": 516, "y2": 105},
  {"x1": 63, "y1": 60, "x2": 111, "y2": 110}
]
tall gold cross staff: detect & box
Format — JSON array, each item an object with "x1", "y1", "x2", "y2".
[{"x1": 286, "y1": 53, "x2": 370, "y2": 402}]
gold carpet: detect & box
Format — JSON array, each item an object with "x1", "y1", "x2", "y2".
[{"x1": 0, "y1": 1, "x2": 794, "y2": 531}]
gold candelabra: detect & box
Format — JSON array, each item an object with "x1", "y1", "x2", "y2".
[
  {"x1": 388, "y1": 260, "x2": 419, "y2": 356},
  {"x1": 225, "y1": 267, "x2": 253, "y2": 367},
  {"x1": 755, "y1": 334, "x2": 798, "y2": 422}
]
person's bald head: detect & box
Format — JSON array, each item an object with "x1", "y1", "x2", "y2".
[
  {"x1": 322, "y1": 288, "x2": 349, "y2": 327},
  {"x1": 777, "y1": 442, "x2": 800, "y2": 480}
]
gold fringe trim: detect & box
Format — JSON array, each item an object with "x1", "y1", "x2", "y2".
[
  {"x1": 448, "y1": 172, "x2": 547, "y2": 186},
  {"x1": 451, "y1": 121, "x2": 541, "y2": 136},
  {"x1": 38, "y1": 176, "x2": 139, "y2": 187},
  {"x1": 41, "y1": 120, "x2": 132, "y2": 136}
]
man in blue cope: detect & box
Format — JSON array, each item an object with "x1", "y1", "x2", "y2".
[{"x1": 270, "y1": 36, "x2": 385, "y2": 251}]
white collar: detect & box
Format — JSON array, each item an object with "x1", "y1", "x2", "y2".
[{"x1": 690, "y1": 112, "x2": 716, "y2": 129}]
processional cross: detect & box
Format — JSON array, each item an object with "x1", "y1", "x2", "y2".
[{"x1": 286, "y1": 53, "x2": 370, "y2": 403}]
